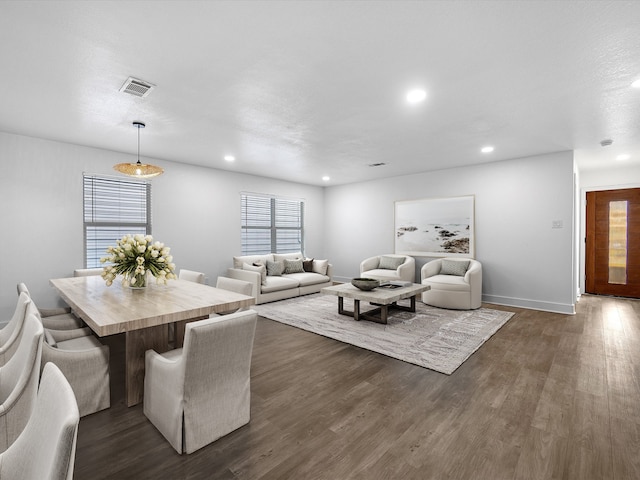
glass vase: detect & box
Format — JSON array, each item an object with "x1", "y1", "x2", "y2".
[{"x1": 128, "y1": 272, "x2": 148, "y2": 289}]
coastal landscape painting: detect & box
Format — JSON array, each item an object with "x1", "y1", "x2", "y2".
[{"x1": 395, "y1": 196, "x2": 474, "y2": 257}]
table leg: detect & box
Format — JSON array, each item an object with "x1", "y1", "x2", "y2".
[
  {"x1": 125, "y1": 324, "x2": 169, "y2": 407},
  {"x1": 354, "y1": 299, "x2": 360, "y2": 321},
  {"x1": 380, "y1": 305, "x2": 388, "y2": 323}
]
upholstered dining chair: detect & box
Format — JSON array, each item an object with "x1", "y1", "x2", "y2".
[
  {"x1": 360, "y1": 254, "x2": 416, "y2": 283},
  {"x1": 421, "y1": 258, "x2": 483, "y2": 310},
  {"x1": 0, "y1": 308, "x2": 43, "y2": 452},
  {"x1": 0, "y1": 292, "x2": 31, "y2": 367},
  {"x1": 73, "y1": 268, "x2": 103, "y2": 277},
  {"x1": 0, "y1": 362, "x2": 79, "y2": 480},
  {"x1": 40, "y1": 325, "x2": 110, "y2": 417},
  {"x1": 212, "y1": 276, "x2": 253, "y2": 315},
  {"x1": 178, "y1": 269, "x2": 206, "y2": 284},
  {"x1": 144, "y1": 310, "x2": 258, "y2": 454},
  {"x1": 17, "y1": 283, "x2": 83, "y2": 331}
]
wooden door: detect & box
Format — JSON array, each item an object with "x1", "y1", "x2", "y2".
[{"x1": 585, "y1": 188, "x2": 640, "y2": 298}]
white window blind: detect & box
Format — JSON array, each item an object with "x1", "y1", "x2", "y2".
[
  {"x1": 241, "y1": 193, "x2": 304, "y2": 255},
  {"x1": 83, "y1": 175, "x2": 151, "y2": 268}
]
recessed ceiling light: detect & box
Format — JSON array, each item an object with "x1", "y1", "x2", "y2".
[
  {"x1": 406, "y1": 89, "x2": 427, "y2": 104},
  {"x1": 322, "y1": 176, "x2": 330, "y2": 182},
  {"x1": 631, "y1": 79, "x2": 640, "y2": 88},
  {"x1": 616, "y1": 154, "x2": 630, "y2": 161},
  {"x1": 481, "y1": 146, "x2": 494, "y2": 153},
  {"x1": 224, "y1": 155, "x2": 235, "y2": 162}
]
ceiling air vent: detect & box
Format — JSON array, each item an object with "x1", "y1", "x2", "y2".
[
  {"x1": 119, "y1": 77, "x2": 155, "y2": 98},
  {"x1": 368, "y1": 162, "x2": 387, "y2": 167}
]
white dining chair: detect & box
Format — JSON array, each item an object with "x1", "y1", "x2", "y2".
[
  {"x1": 178, "y1": 269, "x2": 206, "y2": 284},
  {"x1": 212, "y1": 276, "x2": 253, "y2": 315},
  {"x1": 0, "y1": 362, "x2": 79, "y2": 480},
  {"x1": 0, "y1": 307, "x2": 43, "y2": 452},
  {"x1": 144, "y1": 310, "x2": 258, "y2": 454},
  {"x1": 17, "y1": 283, "x2": 83, "y2": 330},
  {"x1": 0, "y1": 292, "x2": 31, "y2": 367}
]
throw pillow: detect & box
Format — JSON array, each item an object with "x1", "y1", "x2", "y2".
[
  {"x1": 266, "y1": 260, "x2": 285, "y2": 276},
  {"x1": 378, "y1": 255, "x2": 405, "y2": 270},
  {"x1": 312, "y1": 259, "x2": 329, "y2": 275},
  {"x1": 284, "y1": 258, "x2": 305, "y2": 274},
  {"x1": 243, "y1": 262, "x2": 267, "y2": 285},
  {"x1": 303, "y1": 258, "x2": 314, "y2": 272},
  {"x1": 440, "y1": 259, "x2": 470, "y2": 276}
]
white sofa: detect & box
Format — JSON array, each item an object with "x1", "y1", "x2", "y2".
[
  {"x1": 225, "y1": 252, "x2": 332, "y2": 304},
  {"x1": 421, "y1": 258, "x2": 482, "y2": 310},
  {"x1": 360, "y1": 254, "x2": 416, "y2": 283}
]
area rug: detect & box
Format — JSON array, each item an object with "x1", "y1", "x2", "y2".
[{"x1": 253, "y1": 293, "x2": 514, "y2": 374}]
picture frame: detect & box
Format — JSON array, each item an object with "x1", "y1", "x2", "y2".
[{"x1": 394, "y1": 195, "x2": 475, "y2": 257}]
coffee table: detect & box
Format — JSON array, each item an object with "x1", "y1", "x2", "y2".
[{"x1": 321, "y1": 283, "x2": 431, "y2": 324}]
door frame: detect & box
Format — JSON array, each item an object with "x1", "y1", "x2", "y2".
[{"x1": 579, "y1": 182, "x2": 640, "y2": 297}]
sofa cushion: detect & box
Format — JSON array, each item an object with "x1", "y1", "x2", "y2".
[
  {"x1": 273, "y1": 252, "x2": 303, "y2": 262},
  {"x1": 303, "y1": 258, "x2": 314, "y2": 272},
  {"x1": 267, "y1": 260, "x2": 285, "y2": 276},
  {"x1": 440, "y1": 259, "x2": 470, "y2": 276},
  {"x1": 284, "y1": 258, "x2": 305, "y2": 274},
  {"x1": 261, "y1": 275, "x2": 300, "y2": 293},
  {"x1": 233, "y1": 254, "x2": 273, "y2": 269},
  {"x1": 284, "y1": 272, "x2": 330, "y2": 287},
  {"x1": 243, "y1": 262, "x2": 266, "y2": 285},
  {"x1": 378, "y1": 255, "x2": 405, "y2": 270},
  {"x1": 422, "y1": 274, "x2": 470, "y2": 292},
  {"x1": 312, "y1": 259, "x2": 329, "y2": 275}
]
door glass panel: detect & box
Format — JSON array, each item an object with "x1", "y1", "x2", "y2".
[{"x1": 609, "y1": 200, "x2": 628, "y2": 285}]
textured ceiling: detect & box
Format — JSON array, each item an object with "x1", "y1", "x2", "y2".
[{"x1": 1, "y1": 1, "x2": 639, "y2": 186}]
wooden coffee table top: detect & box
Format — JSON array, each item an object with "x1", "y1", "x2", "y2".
[{"x1": 322, "y1": 282, "x2": 430, "y2": 305}]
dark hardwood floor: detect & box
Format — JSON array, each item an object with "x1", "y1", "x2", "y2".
[{"x1": 74, "y1": 295, "x2": 640, "y2": 479}]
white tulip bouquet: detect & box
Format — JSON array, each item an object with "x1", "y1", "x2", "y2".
[{"x1": 100, "y1": 234, "x2": 177, "y2": 287}]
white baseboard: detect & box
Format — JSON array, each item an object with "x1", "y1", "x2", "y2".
[{"x1": 482, "y1": 294, "x2": 576, "y2": 315}]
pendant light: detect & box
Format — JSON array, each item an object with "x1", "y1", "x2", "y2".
[{"x1": 114, "y1": 121, "x2": 164, "y2": 178}]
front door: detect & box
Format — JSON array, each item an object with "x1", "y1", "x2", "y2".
[{"x1": 585, "y1": 188, "x2": 640, "y2": 298}]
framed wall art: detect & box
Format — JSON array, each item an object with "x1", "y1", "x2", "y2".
[{"x1": 395, "y1": 195, "x2": 475, "y2": 257}]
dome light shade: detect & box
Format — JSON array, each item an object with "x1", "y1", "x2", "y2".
[{"x1": 114, "y1": 122, "x2": 164, "y2": 178}]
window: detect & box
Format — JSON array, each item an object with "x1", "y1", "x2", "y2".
[
  {"x1": 83, "y1": 174, "x2": 151, "y2": 268},
  {"x1": 608, "y1": 200, "x2": 628, "y2": 285},
  {"x1": 241, "y1": 193, "x2": 304, "y2": 255}
]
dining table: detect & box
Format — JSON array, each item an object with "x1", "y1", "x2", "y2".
[{"x1": 50, "y1": 275, "x2": 255, "y2": 406}]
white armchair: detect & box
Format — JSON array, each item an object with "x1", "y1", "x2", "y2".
[
  {"x1": 0, "y1": 362, "x2": 79, "y2": 480},
  {"x1": 360, "y1": 254, "x2": 416, "y2": 283},
  {"x1": 144, "y1": 310, "x2": 258, "y2": 454},
  {"x1": 421, "y1": 258, "x2": 482, "y2": 310}
]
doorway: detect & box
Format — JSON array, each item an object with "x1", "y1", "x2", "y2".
[{"x1": 585, "y1": 188, "x2": 640, "y2": 298}]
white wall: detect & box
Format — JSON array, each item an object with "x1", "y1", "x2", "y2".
[
  {"x1": 0, "y1": 132, "x2": 325, "y2": 320},
  {"x1": 577, "y1": 164, "x2": 640, "y2": 295},
  {"x1": 323, "y1": 151, "x2": 577, "y2": 314},
  {"x1": 0, "y1": 130, "x2": 580, "y2": 320}
]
